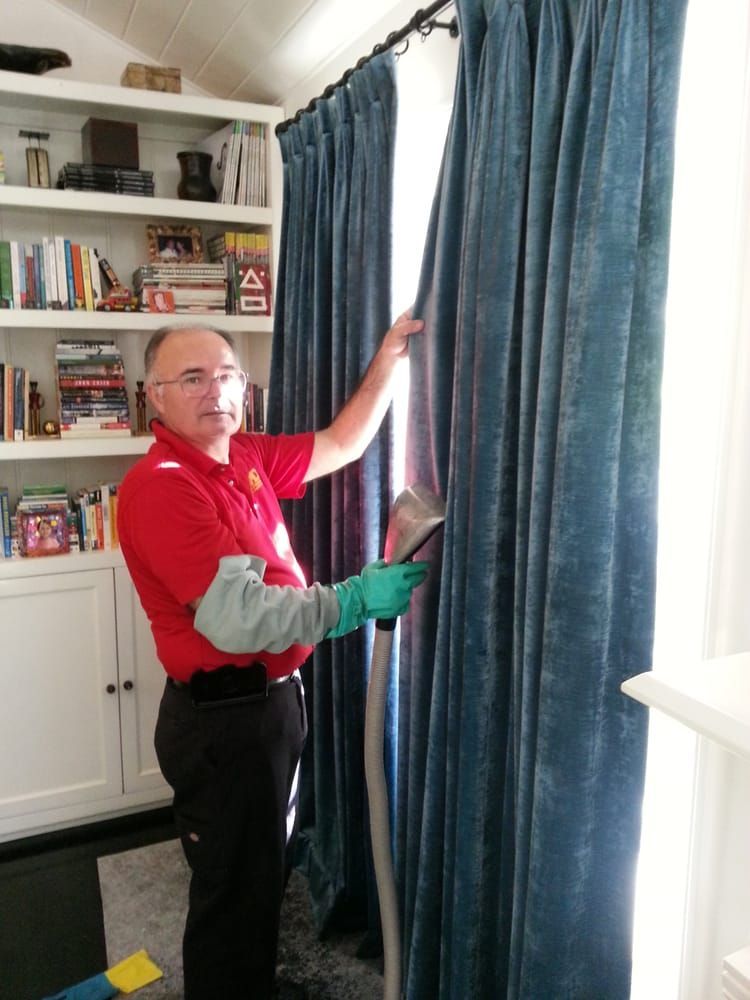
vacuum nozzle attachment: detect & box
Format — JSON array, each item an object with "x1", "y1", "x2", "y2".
[{"x1": 383, "y1": 483, "x2": 446, "y2": 565}]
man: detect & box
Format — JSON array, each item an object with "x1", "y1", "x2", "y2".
[{"x1": 117, "y1": 314, "x2": 428, "y2": 1000}]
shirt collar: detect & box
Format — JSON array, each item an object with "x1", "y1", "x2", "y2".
[{"x1": 151, "y1": 419, "x2": 234, "y2": 476}]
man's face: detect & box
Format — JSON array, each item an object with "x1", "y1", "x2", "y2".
[{"x1": 147, "y1": 329, "x2": 245, "y2": 455}]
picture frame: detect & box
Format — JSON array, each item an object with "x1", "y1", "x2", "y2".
[
  {"x1": 143, "y1": 287, "x2": 176, "y2": 312},
  {"x1": 146, "y1": 224, "x2": 203, "y2": 264},
  {"x1": 17, "y1": 506, "x2": 70, "y2": 558}
]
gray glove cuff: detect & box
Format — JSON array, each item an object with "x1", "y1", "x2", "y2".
[{"x1": 193, "y1": 554, "x2": 341, "y2": 654}]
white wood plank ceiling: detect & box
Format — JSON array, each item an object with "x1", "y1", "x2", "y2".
[{"x1": 52, "y1": 0, "x2": 410, "y2": 105}]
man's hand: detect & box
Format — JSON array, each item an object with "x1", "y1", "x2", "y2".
[
  {"x1": 326, "y1": 559, "x2": 430, "y2": 638},
  {"x1": 305, "y1": 307, "x2": 426, "y2": 482},
  {"x1": 379, "y1": 308, "x2": 425, "y2": 361}
]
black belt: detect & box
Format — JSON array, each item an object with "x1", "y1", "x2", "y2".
[{"x1": 168, "y1": 663, "x2": 297, "y2": 709}]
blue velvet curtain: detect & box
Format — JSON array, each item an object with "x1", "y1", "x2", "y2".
[
  {"x1": 398, "y1": 1, "x2": 688, "y2": 997},
  {"x1": 268, "y1": 53, "x2": 397, "y2": 941}
]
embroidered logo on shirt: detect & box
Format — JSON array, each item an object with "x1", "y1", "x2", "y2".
[{"x1": 248, "y1": 468, "x2": 263, "y2": 493}]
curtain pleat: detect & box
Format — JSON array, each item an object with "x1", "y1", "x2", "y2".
[
  {"x1": 399, "y1": 1, "x2": 688, "y2": 997},
  {"x1": 269, "y1": 53, "x2": 398, "y2": 943}
]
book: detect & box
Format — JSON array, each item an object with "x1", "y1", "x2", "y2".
[
  {"x1": 70, "y1": 244, "x2": 85, "y2": 309},
  {"x1": 64, "y1": 240, "x2": 76, "y2": 310},
  {"x1": 0, "y1": 486, "x2": 11, "y2": 557},
  {"x1": 233, "y1": 262, "x2": 272, "y2": 315},
  {"x1": 19, "y1": 484, "x2": 69, "y2": 506},
  {"x1": 80, "y1": 246, "x2": 95, "y2": 310},
  {"x1": 197, "y1": 120, "x2": 235, "y2": 197},
  {"x1": 89, "y1": 248, "x2": 103, "y2": 306},
  {"x1": 220, "y1": 120, "x2": 243, "y2": 204},
  {"x1": 10, "y1": 241, "x2": 23, "y2": 307},
  {"x1": 0, "y1": 241, "x2": 12, "y2": 307},
  {"x1": 54, "y1": 235, "x2": 69, "y2": 308},
  {"x1": 24, "y1": 245, "x2": 36, "y2": 308},
  {"x1": 4, "y1": 364, "x2": 13, "y2": 441}
]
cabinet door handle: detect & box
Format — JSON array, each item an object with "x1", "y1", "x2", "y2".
[
  {"x1": 123, "y1": 680, "x2": 134, "y2": 691},
  {"x1": 106, "y1": 684, "x2": 116, "y2": 694}
]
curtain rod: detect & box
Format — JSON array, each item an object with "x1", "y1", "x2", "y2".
[{"x1": 275, "y1": 1, "x2": 458, "y2": 136}]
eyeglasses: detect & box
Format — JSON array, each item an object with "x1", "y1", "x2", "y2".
[{"x1": 153, "y1": 370, "x2": 248, "y2": 398}]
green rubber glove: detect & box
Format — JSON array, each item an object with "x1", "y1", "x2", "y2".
[{"x1": 326, "y1": 559, "x2": 430, "y2": 639}]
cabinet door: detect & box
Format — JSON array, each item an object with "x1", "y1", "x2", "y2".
[
  {"x1": 0, "y1": 569, "x2": 121, "y2": 830},
  {"x1": 114, "y1": 567, "x2": 167, "y2": 794}
]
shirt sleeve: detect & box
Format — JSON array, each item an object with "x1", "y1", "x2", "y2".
[
  {"x1": 120, "y1": 469, "x2": 244, "y2": 607},
  {"x1": 238, "y1": 431, "x2": 315, "y2": 499}
]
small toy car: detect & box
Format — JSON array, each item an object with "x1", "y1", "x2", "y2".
[{"x1": 95, "y1": 286, "x2": 138, "y2": 312}]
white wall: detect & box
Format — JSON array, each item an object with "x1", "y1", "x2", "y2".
[
  {"x1": 282, "y1": 1, "x2": 457, "y2": 120},
  {"x1": 2, "y1": 0, "x2": 208, "y2": 94}
]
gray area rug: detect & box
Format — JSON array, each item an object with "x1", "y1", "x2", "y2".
[{"x1": 97, "y1": 839, "x2": 383, "y2": 999}]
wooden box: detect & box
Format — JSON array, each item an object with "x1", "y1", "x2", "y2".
[
  {"x1": 81, "y1": 118, "x2": 139, "y2": 170},
  {"x1": 121, "y1": 63, "x2": 182, "y2": 94}
]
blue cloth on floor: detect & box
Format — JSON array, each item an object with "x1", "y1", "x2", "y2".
[{"x1": 42, "y1": 971, "x2": 118, "y2": 1000}]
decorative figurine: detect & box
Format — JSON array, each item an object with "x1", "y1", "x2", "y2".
[
  {"x1": 0, "y1": 43, "x2": 71, "y2": 75},
  {"x1": 28, "y1": 380, "x2": 44, "y2": 437},
  {"x1": 135, "y1": 380, "x2": 147, "y2": 435}
]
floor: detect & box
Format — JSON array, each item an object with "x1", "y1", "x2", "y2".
[
  {"x1": 0, "y1": 808, "x2": 383, "y2": 1000},
  {"x1": 0, "y1": 808, "x2": 176, "y2": 1000}
]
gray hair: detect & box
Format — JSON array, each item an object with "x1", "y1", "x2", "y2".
[{"x1": 144, "y1": 324, "x2": 240, "y2": 383}]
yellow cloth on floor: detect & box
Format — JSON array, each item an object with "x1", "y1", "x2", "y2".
[{"x1": 104, "y1": 950, "x2": 162, "y2": 994}]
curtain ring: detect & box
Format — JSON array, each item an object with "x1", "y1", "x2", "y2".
[{"x1": 394, "y1": 36, "x2": 410, "y2": 58}]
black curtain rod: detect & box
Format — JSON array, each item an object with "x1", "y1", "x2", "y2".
[{"x1": 275, "y1": 1, "x2": 458, "y2": 136}]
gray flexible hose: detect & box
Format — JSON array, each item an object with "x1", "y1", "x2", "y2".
[{"x1": 364, "y1": 622, "x2": 401, "y2": 1000}]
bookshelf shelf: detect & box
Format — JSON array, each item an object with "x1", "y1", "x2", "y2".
[
  {"x1": 0, "y1": 68, "x2": 282, "y2": 131},
  {"x1": 0, "y1": 545, "x2": 125, "y2": 581},
  {"x1": 0, "y1": 310, "x2": 273, "y2": 332},
  {"x1": 0, "y1": 435, "x2": 154, "y2": 461},
  {"x1": 0, "y1": 184, "x2": 273, "y2": 225}
]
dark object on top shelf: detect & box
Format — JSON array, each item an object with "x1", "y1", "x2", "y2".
[
  {"x1": 82, "y1": 118, "x2": 139, "y2": 170},
  {"x1": 0, "y1": 43, "x2": 71, "y2": 75},
  {"x1": 177, "y1": 151, "x2": 216, "y2": 202}
]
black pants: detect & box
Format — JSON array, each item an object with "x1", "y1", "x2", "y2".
[{"x1": 154, "y1": 674, "x2": 307, "y2": 1000}]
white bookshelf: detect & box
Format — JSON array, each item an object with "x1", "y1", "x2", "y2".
[
  {"x1": 0, "y1": 69, "x2": 282, "y2": 578},
  {"x1": 0, "y1": 68, "x2": 288, "y2": 841}
]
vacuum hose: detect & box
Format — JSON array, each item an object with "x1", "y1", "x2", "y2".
[
  {"x1": 364, "y1": 617, "x2": 401, "y2": 1000},
  {"x1": 364, "y1": 483, "x2": 446, "y2": 1000}
]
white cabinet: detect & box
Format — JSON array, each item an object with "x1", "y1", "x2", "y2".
[
  {"x1": 0, "y1": 558, "x2": 169, "y2": 842},
  {"x1": 114, "y1": 565, "x2": 166, "y2": 795}
]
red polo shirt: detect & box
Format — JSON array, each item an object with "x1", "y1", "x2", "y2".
[{"x1": 117, "y1": 420, "x2": 316, "y2": 681}]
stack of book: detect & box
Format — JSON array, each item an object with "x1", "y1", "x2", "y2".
[
  {"x1": 71, "y1": 482, "x2": 119, "y2": 551},
  {"x1": 206, "y1": 230, "x2": 270, "y2": 268},
  {"x1": 133, "y1": 262, "x2": 227, "y2": 313},
  {"x1": 0, "y1": 363, "x2": 30, "y2": 441},
  {"x1": 0, "y1": 238, "x2": 106, "y2": 311},
  {"x1": 206, "y1": 231, "x2": 272, "y2": 315},
  {"x1": 244, "y1": 383, "x2": 268, "y2": 433},
  {"x1": 205, "y1": 231, "x2": 272, "y2": 315},
  {"x1": 57, "y1": 163, "x2": 155, "y2": 196},
  {"x1": 198, "y1": 120, "x2": 266, "y2": 207},
  {"x1": 55, "y1": 340, "x2": 132, "y2": 438},
  {"x1": 15, "y1": 483, "x2": 71, "y2": 558}
]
